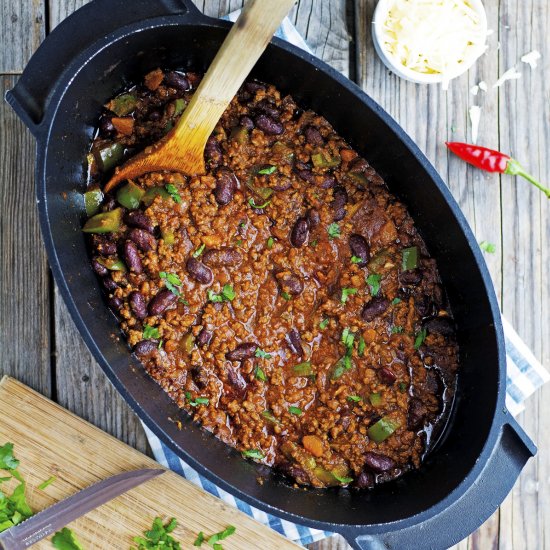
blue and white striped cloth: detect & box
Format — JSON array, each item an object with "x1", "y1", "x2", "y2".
[{"x1": 143, "y1": 13, "x2": 550, "y2": 547}]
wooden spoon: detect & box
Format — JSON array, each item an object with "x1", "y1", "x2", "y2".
[{"x1": 104, "y1": 0, "x2": 296, "y2": 193}]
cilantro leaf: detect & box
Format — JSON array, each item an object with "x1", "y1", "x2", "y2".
[
  {"x1": 208, "y1": 284, "x2": 236, "y2": 303},
  {"x1": 351, "y1": 255, "x2": 363, "y2": 264},
  {"x1": 248, "y1": 197, "x2": 270, "y2": 209},
  {"x1": 242, "y1": 449, "x2": 264, "y2": 459},
  {"x1": 255, "y1": 348, "x2": 272, "y2": 359},
  {"x1": 159, "y1": 271, "x2": 182, "y2": 296},
  {"x1": 288, "y1": 406, "x2": 302, "y2": 415},
  {"x1": 340, "y1": 287, "x2": 358, "y2": 303},
  {"x1": 206, "y1": 525, "x2": 236, "y2": 548},
  {"x1": 347, "y1": 395, "x2": 362, "y2": 403},
  {"x1": 266, "y1": 237, "x2": 274, "y2": 249},
  {"x1": 52, "y1": 527, "x2": 85, "y2": 550},
  {"x1": 327, "y1": 223, "x2": 340, "y2": 239},
  {"x1": 192, "y1": 243, "x2": 205, "y2": 258},
  {"x1": 281, "y1": 291, "x2": 291, "y2": 301},
  {"x1": 366, "y1": 273, "x2": 382, "y2": 296},
  {"x1": 414, "y1": 328, "x2": 427, "y2": 350},
  {"x1": 391, "y1": 325, "x2": 404, "y2": 334},
  {"x1": 185, "y1": 392, "x2": 209, "y2": 407},
  {"x1": 391, "y1": 297, "x2": 402, "y2": 305},
  {"x1": 38, "y1": 476, "x2": 56, "y2": 491},
  {"x1": 254, "y1": 366, "x2": 267, "y2": 382},
  {"x1": 143, "y1": 325, "x2": 160, "y2": 339},
  {"x1": 258, "y1": 165, "x2": 277, "y2": 175},
  {"x1": 358, "y1": 335, "x2": 366, "y2": 356},
  {"x1": 0, "y1": 443, "x2": 19, "y2": 470},
  {"x1": 164, "y1": 184, "x2": 182, "y2": 204},
  {"x1": 319, "y1": 318, "x2": 329, "y2": 330},
  {"x1": 479, "y1": 240, "x2": 496, "y2": 253},
  {"x1": 132, "y1": 517, "x2": 181, "y2": 550}
]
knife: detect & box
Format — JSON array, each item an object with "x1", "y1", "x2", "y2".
[{"x1": 0, "y1": 468, "x2": 164, "y2": 549}]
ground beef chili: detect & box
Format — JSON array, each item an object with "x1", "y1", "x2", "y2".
[{"x1": 83, "y1": 68, "x2": 459, "y2": 489}]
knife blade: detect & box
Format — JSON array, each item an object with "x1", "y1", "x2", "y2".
[{"x1": 0, "y1": 468, "x2": 164, "y2": 549}]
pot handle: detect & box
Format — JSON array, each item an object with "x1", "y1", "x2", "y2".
[
  {"x1": 5, "y1": 0, "x2": 202, "y2": 136},
  {"x1": 342, "y1": 416, "x2": 536, "y2": 550}
]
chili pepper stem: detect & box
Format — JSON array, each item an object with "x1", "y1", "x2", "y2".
[{"x1": 506, "y1": 158, "x2": 550, "y2": 199}]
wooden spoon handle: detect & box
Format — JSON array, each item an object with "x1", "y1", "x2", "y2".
[{"x1": 172, "y1": 0, "x2": 296, "y2": 156}]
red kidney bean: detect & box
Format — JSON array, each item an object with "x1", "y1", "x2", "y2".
[
  {"x1": 350, "y1": 157, "x2": 369, "y2": 173},
  {"x1": 205, "y1": 136, "x2": 223, "y2": 167},
  {"x1": 129, "y1": 291, "x2": 147, "y2": 320},
  {"x1": 319, "y1": 175, "x2": 336, "y2": 189},
  {"x1": 364, "y1": 452, "x2": 395, "y2": 473},
  {"x1": 332, "y1": 186, "x2": 348, "y2": 221},
  {"x1": 378, "y1": 367, "x2": 397, "y2": 385},
  {"x1": 271, "y1": 178, "x2": 292, "y2": 192},
  {"x1": 92, "y1": 258, "x2": 108, "y2": 277},
  {"x1": 148, "y1": 289, "x2": 177, "y2": 316},
  {"x1": 361, "y1": 296, "x2": 390, "y2": 322},
  {"x1": 280, "y1": 463, "x2": 310, "y2": 485},
  {"x1": 214, "y1": 167, "x2": 238, "y2": 205},
  {"x1": 108, "y1": 296, "x2": 122, "y2": 310},
  {"x1": 92, "y1": 235, "x2": 117, "y2": 256},
  {"x1": 202, "y1": 247, "x2": 242, "y2": 267},
  {"x1": 354, "y1": 471, "x2": 375, "y2": 489},
  {"x1": 294, "y1": 161, "x2": 315, "y2": 183},
  {"x1": 425, "y1": 370, "x2": 442, "y2": 395},
  {"x1": 304, "y1": 126, "x2": 324, "y2": 145},
  {"x1": 424, "y1": 316, "x2": 455, "y2": 336},
  {"x1": 399, "y1": 268, "x2": 423, "y2": 286},
  {"x1": 186, "y1": 257, "x2": 213, "y2": 284},
  {"x1": 306, "y1": 208, "x2": 320, "y2": 228},
  {"x1": 163, "y1": 71, "x2": 190, "y2": 91},
  {"x1": 102, "y1": 276, "x2": 118, "y2": 292},
  {"x1": 124, "y1": 210, "x2": 155, "y2": 234},
  {"x1": 191, "y1": 365, "x2": 209, "y2": 389},
  {"x1": 134, "y1": 339, "x2": 158, "y2": 355},
  {"x1": 196, "y1": 328, "x2": 213, "y2": 347},
  {"x1": 124, "y1": 241, "x2": 143, "y2": 274},
  {"x1": 148, "y1": 109, "x2": 162, "y2": 121},
  {"x1": 128, "y1": 228, "x2": 156, "y2": 252},
  {"x1": 349, "y1": 234, "x2": 370, "y2": 266},
  {"x1": 414, "y1": 295, "x2": 434, "y2": 318},
  {"x1": 254, "y1": 113, "x2": 284, "y2": 135},
  {"x1": 240, "y1": 115, "x2": 254, "y2": 130},
  {"x1": 287, "y1": 329, "x2": 304, "y2": 357},
  {"x1": 227, "y1": 367, "x2": 248, "y2": 399},
  {"x1": 408, "y1": 398, "x2": 428, "y2": 430},
  {"x1": 99, "y1": 117, "x2": 115, "y2": 137},
  {"x1": 278, "y1": 273, "x2": 304, "y2": 296},
  {"x1": 245, "y1": 81, "x2": 266, "y2": 94},
  {"x1": 256, "y1": 99, "x2": 280, "y2": 120},
  {"x1": 226, "y1": 342, "x2": 258, "y2": 361},
  {"x1": 290, "y1": 217, "x2": 309, "y2": 247}
]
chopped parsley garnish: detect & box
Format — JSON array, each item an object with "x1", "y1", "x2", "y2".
[
  {"x1": 242, "y1": 449, "x2": 265, "y2": 459},
  {"x1": 38, "y1": 476, "x2": 56, "y2": 491},
  {"x1": 288, "y1": 406, "x2": 302, "y2": 416},
  {"x1": 254, "y1": 366, "x2": 267, "y2": 381},
  {"x1": 479, "y1": 240, "x2": 496, "y2": 253},
  {"x1": 52, "y1": 527, "x2": 85, "y2": 550},
  {"x1": 164, "y1": 183, "x2": 182, "y2": 204},
  {"x1": 341, "y1": 327, "x2": 355, "y2": 349},
  {"x1": 358, "y1": 335, "x2": 366, "y2": 356},
  {"x1": 319, "y1": 318, "x2": 329, "y2": 330},
  {"x1": 391, "y1": 325, "x2": 404, "y2": 334},
  {"x1": 332, "y1": 473, "x2": 353, "y2": 484},
  {"x1": 310, "y1": 239, "x2": 318, "y2": 248},
  {"x1": 235, "y1": 238, "x2": 243, "y2": 247},
  {"x1": 248, "y1": 197, "x2": 271, "y2": 209},
  {"x1": 398, "y1": 382, "x2": 408, "y2": 392},
  {"x1": 208, "y1": 284, "x2": 236, "y2": 303},
  {"x1": 192, "y1": 243, "x2": 205, "y2": 258},
  {"x1": 347, "y1": 395, "x2": 362, "y2": 403},
  {"x1": 185, "y1": 392, "x2": 209, "y2": 407},
  {"x1": 159, "y1": 271, "x2": 182, "y2": 295},
  {"x1": 132, "y1": 517, "x2": 180, "y2": 550},
  {"x1": 414, "y1": 328, "x2": 427, "y2": 349},
  {"x1": 366, "y1": 273, "x2": 382, "y2": 296},
  {"x1": 340, "y1": 287, "x2": 358, "y2": 303},
  {"x1": 0, "y1": 442, "x2": 33, "y2": 533},
  {"x1": 327, "y1": 223, "x2": 341, "y2": 239},
  {"x1": 258, "y1": 165, "x2": 277, "y2": 175},
  {"x1": 143, "y1": 324, "x2": 160, "y2": 339},
  {"x1": 281, "y1": 291, "x2": 291, "y2": 301},
  {"x1": 351, "y1": 255, "x2": 363, "y2": 264},
  {"x1": 267, "y1": 236, "x2": 274, "y2": 249},
  {"x1": 392, "y1": 297, "x2": 402, "y2": 305},
  {"x1": 333, "y1": 328, "x2": 355, "y2": 379},
  {"x1": 255, "y1": 348, "x2": 272, "y2": 359},
  {"x1": 194, "y1": 525, "x2": 236, "y2": 549}
]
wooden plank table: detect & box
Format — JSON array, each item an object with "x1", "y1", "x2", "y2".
[{"x1": 1, "y1": 1, "x2": 548, "y2": 548}]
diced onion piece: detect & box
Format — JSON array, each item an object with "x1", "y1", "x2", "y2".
[{"x1": 380, "y1": 0, "x2": 487, "y2": 76}]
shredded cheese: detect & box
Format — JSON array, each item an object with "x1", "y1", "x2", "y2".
[
  {"x1": 380, "y1": 0, "x2": 487, "y2": 76},
  {"x1": 521, "y1": 50, "x2": 541, "y2": 69}
]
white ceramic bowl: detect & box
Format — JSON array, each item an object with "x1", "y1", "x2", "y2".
[{"x1": 372, "y1": 0, "x2": 488, "y2": 85}]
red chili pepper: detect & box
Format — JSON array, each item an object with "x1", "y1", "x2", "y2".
[{"x1": 446, "y1": 142, "x2": 550, "y2": 199}]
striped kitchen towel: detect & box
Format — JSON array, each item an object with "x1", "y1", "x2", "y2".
[{"x1": 143, "y1": 12, "x2": 550, "y2": 548}]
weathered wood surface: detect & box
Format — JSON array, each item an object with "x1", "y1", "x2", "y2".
[{"x1": 0, "y1": 0, "x2": 548, "y2": 548}]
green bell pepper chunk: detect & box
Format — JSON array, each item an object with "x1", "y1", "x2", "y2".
[
  {"x1": 311, "y1": 151, "x2": 341, "y2": 169},
  {"x1": 107, "y1": 93, "x2": 137, "y2": 116},
  {"x1": 82, "y1": 207, "x2": 123, "y2": 234},
  {"x1": 293, "y1": 361, "x2": 312, "y2": 376},
  {"x1": 84, "y1": 189, "x2": 104, "y2": 217},
  {"x1": 142, "y1": 186, "x2": 171, "y2": 207},
  {"x1": 369, "y1": 392, "x2": 382, "y2": 406},
  {"x1": 97, "y1": 257, "x2": 126, "y2": 272},
  {"x1": 116, "y1": 181, "x2": 145, "y2": 209},
  {"x1": 173, "y1": 98, "x2": 187, "y2": 117},
  {"x1": 368, "y1": 416, "x2": 400, "y2": 443},
  {"x1": 402, "y1": 246, "x2": 418, "y2": 271},
  {"x1": 96, "y1": 142, "x2": 124, "y2": 172},
  {"x1": 161, "y1": 228, "x2": 176, "y2": 246},
  {"x1": 230, "y1": 125, "x2": 249, "y2": 144}
]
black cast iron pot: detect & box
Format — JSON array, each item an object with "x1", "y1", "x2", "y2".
[{"x1": 6, "y1": 0, "x2": 536, "y2": 548}]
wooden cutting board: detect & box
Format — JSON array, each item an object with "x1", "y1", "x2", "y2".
[{"x1": 0, "y1": 376, "x2": 301, "y2": 549}]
